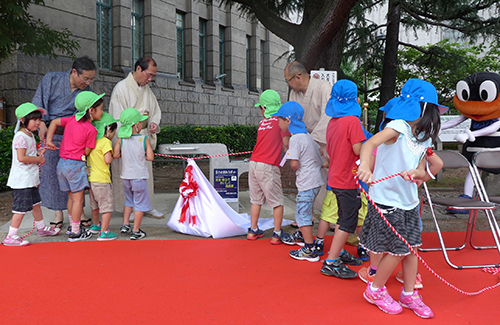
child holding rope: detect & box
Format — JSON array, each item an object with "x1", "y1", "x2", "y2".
[
  {"x1": 3, "y1": 103, "x2": 61, "y2": 246},
  {"x1": 357, "y1": 79, "x2": 447, "y2": 318}
]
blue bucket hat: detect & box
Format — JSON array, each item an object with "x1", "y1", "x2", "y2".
[
  {"x1": 386, "y1": 79, "x2": 449, "y2": 121},
  {"x1": 325, "y1": 79, "x2": 361, "y2": 118},
  {"x1": 272, "y1": 101, "x2": 308, "y2": 134}
]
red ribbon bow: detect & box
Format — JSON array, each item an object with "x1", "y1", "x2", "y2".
[{"x1": 178, "y1": 165, "x2": 199, "y2": 226}]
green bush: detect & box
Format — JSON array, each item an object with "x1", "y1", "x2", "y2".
[
  {"x1": 0, "y1": 124, "x2": 259, "y2": 191},
  {"x1": 0, "y1": 126, "x2": 14, "y2": 191},
  {"x1": 156, "y1": 124, "x2": 257, "y2": 156}
]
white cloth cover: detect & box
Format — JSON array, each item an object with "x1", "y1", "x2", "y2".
[{"x1": 167, "y1": 159, "x2": 292, "y2": 238}]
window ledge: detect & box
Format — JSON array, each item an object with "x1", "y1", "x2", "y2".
[
  {"x1": 202, "y1": 84, "x2": 216, "y2": 90},
  {"x1": 221, "y1": 85, "x2": 234, "y2": 93},
  {"x1": 179, "y1": 80, "x2": 196, "y2": 87}
]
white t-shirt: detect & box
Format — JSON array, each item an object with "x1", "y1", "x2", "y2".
[
  {"x1": 7, "y1": 131, "x2": 40, "y2": 189},
  {"x1": 286, "y1": 133, "x2": 324, "y2": 192}
]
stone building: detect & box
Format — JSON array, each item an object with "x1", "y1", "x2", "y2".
[{"x1": 0, "y1": 0, "x2": 290, "y2": 128}]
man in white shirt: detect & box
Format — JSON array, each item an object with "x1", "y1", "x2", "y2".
[{"x1": 109, "y1": 57, "x2": 163, "y2": 218}]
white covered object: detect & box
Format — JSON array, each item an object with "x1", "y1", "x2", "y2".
[{"x1": 167, "y1": 159, "x2": 292, "y2": 238}]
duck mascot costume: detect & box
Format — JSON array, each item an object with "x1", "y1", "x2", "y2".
[{"x1": 441, "y1": 72, "x2": 500, "y2": 212}]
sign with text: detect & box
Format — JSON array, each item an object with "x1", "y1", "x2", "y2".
[
  {"x1": 439, "y1": 115, "x2": 471, "y2": 142},
  {"x1": 311, "y1": 70, "x2": 337, "y2": 86},
  {"x1": 214, "y1": 168, "x2": 238, "y2": 203}
]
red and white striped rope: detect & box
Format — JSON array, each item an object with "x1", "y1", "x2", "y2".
[
  {"x1": 154, "y1": 150, "x2": 253, "y2": 160},
  {"x1": 357, "y1": 173, "x2": 500, "y2": 296}
]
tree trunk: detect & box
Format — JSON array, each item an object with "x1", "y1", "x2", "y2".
[{"x1": 376, "y1": 0, "x2": 400, "y2": 132}]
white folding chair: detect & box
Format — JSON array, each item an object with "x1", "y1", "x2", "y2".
[{"x1": 419, "y1": 150, "x2": 499, "y2": 269}]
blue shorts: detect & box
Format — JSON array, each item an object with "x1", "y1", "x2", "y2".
[
  {"x1": 295, "y1": 186, "x2": 320, "y2": 227},
  {"x1": 57, "y1": 158, "x2": 89, "y2": 193},
  {"x1": 12, "y1": 187, "x2": 41, "y2": 214},
  {"x1": 123, "y1": 179, "x2": 152, "y2": 212}
]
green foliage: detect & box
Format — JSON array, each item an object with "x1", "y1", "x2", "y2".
[
  {"x1": 156, "y1": 124, "x2": 258, "y2": 156},
  {"x1": 0, "y1": 126, "x2": 14, "y2": 190},
  {"x1": 0, "y1": 0, "x2": 80, "y2": 60}
]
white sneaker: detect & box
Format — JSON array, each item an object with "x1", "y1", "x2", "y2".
[{"x1": 143, "y1": 208, "x2": 164, "y2": 219}]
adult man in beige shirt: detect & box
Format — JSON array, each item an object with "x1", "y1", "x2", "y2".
[{"x1": 284, "y1": 61, "x2": 332, "y2": 212}]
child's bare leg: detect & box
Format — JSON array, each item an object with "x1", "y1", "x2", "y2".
[
  {"x1": 10, "y1": 213, "x2": 24, "y2": 229},
  {"x1": 32, "y1": 204, "x2": 43, "y2": 222},
  {"x1": 133, "y1": 211, "x2": 143, "y2": 232},
  {"x1": 123, "y1": 206, "x2": 133, "y2": 225},
  {"x1": 69, "y1": 191, "x2": 84, "y2": 222},
  {"x1": 272, "y1": 205, "x2": 283, "y2": 232},
  {"x1": 401, "y1": 254, "x2": 418, "y2": 292},
  {"x1": 372, "y1": 254, "x2": 403, "y2": 289},
  {"x1": 250, "y1": 204, "x2": 261, "y2": 229},
  {"x1": 316, "y1": 219, "x2": 329, "y2": 238},
  {"x1": 300, "y1": 225, "x2": 313, "y2": 244},
  {"x1": 101, "y1": 212, "x2": 112, "y2": 232},
  {"x1": 326, "y1": 224, "x2": 349, "y2": 260},
  {"x1": 91, "y1": 209, "x2": 100, "y2": 225}
]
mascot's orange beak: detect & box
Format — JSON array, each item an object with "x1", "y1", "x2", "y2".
[{"x1": 454, "y1": 95, "x2": 500, "y2": 121}]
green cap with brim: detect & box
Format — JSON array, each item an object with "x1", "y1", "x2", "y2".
[
  {"x1": 254, "y1": 89, "x2": 282, "y2": 118},
  {"x1": 118, "y1": 107, "x2": 148, "y2": 138},
  {"x1": 75, "y1": 91, "x2": 105, "y2": 121},
  {"x1": 15, "y1": 103, "x2": 46, "y2": 119},
  {"x1": 93, "y1": 112, "x2": 119, "y2": 139}
]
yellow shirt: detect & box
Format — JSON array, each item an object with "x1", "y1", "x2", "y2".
[{"x1": 87, "y1": 137, "x2": 113, "y2": 183}]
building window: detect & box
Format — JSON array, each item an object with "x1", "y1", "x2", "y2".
[
  {"x1": 246, "y1": 35, "x2": 251, "y2": 89},
  {"x1": 219, "y1": 26, "x2": 225, "y2": 86},
  {"x1": 199, "y1": 18, "x2": 207, "y2": 83},
  {"x1": 96, "y1": 0, "x2": 112, "y2": 69},
  {"x1": 131, "y1": 0, "x2": 144, "y2": 65},
  {"x1": 176, "y1": 12, "x2": 185, "y2": 80},
  {"x1": 259, "y1": 40, "x2": 264, "y2": 90}
]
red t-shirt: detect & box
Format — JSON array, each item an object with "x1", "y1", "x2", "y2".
[
  {"x1": 250, "y1": 117, "x2": 290, "y2": 166},
  {"x1": 59, "y1": 116, "x2": 97, "y2": 160},
  {"x1": 326, "y1": 116, "x2": 366, "y2": 189}
]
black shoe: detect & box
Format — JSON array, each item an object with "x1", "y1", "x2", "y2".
[
  {"x1": 314, "y1": 239, "x2": 325, "y2": 256},
  {"x1": 130, "y1": 229, "x2": 146, "y2": 240},
  {"x1": 68, "y1": 228, "x2": 92, "y2": 242},
  {"x1": 320, "y1": 260, "x2": 357, "y2": 279},
  {"x1": 357, "y1": 246, "x2": 370, "y2": 262},
  {"x1": 340, "y1": 250, "x2": 363, "y2": 266}
]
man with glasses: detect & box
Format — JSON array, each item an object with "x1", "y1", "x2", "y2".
[
  {"x1": 109, "y1": 57, "x2": 164, "y2": 219},
  {"x1": 32, "y1": 56, "x2": 97, "y2": 229},
  {"x1": 284, "y1": 61, "x2": 332, "y2": 221}
]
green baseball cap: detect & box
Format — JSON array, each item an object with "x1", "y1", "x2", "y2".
[
  {"x1": 75, "y1": 91, "x2": 105, "y2": 121},
  {"x1": 118, "y1": 107, "x2": 148, "y2": 138},
  {"x1": 254, "y1": 89, "x2": 282, "y2": 118},
  {"x1": 15, "y1": 103, "x2": 46, "y2": 119},
  {"x1": 93, "y1": 112, "x2": 118, "y2": 139}
]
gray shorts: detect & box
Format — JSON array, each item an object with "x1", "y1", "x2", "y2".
[
  {"x1": 89, "y1": 182, "x2": 114, "y2": 213},
  {"x1": 249, "y1": 161, "x2": 284, "y2": 208}
]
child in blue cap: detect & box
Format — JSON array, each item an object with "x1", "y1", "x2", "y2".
[
  {"x1": 320, "y1": 80, "x2": 366, "y2": 278},
  {"x1": 272, "y1": 101, "x2": 324, "y2": 262},
  {"x1": 357, "y1": 79, "x2": 446, "y2": 318}
]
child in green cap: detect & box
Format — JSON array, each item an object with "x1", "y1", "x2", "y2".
[
  {"x1": 46, "y1": 91, "x2": 104, "y2": 242},
  {"x1": 113, "y1": 107, "x2": 154, "y2": 240},
  {"x1": 3, "y1": 103, "x2": 61, "y2": 246},
  {"x1": 87, "y1": 112, "x2": 119, "y2": 240},
  {"x1": 247, "y1": 89, "x2": 292, "y2": 244}
]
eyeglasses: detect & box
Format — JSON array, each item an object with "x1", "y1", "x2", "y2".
[
  {"x1": 143, "y1": 70, "x2": 156, "y2": 80},
  {"x1": 285, "y1": 74, "x2": 299, "y2": 84},
  {"x1": 77, "y1": 73, "x2": 95, "y2": 84}
]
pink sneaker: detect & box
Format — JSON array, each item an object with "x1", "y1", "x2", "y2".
[
  {"x1": 37, "y1": 226, "x2": 62, "y2": 237},
  {"x1": 358, "y1": 267, "x2": 375, "y2": 283},
  {"x1": 399, "y1": 289, "x2": 434, "y2": 318},
  {"x1": 363, "y1": 283, "x2": 403, "y2": 315},
  {"x1": 395, "y1": 271, "x2": 423, "y2": 289},
  {"x1": 3, "y1": 235, "x2": 30, "y2": 247}
]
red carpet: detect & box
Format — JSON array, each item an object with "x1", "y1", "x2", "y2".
[{"x1": 1, "y1": 231, "x2": 499, "y2": 324}]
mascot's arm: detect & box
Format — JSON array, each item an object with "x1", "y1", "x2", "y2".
[
  {"x1": 454, "y1": 120, "x2": 500, "y2": 143},
  {"x1": 441, "y1": 115, "x2": 467, "y2": 130}
]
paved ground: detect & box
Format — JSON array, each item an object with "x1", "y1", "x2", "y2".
[{"x1": 1, "y1": 188, "x2": 497, "y2": 244}]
